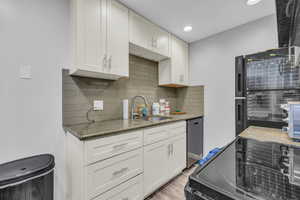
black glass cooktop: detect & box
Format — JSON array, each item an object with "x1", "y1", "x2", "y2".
[{"x1": 188, "y1": 137, "x2": 300, "y2": 200}]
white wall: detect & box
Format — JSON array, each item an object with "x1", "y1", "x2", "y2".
[
  {"x1": 0, "y1": 0, "x2": 70, "y2": 199},
  {"x1": 189, "y1": 15, "x2": 278, "y2": 155}
]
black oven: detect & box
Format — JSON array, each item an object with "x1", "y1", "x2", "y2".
[{"x1": 185, "y1": 137, "x2": 300, "y2": 200}]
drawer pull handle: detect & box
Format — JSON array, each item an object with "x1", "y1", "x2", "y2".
[
  {"x1": 112, "y1": 167, "x2": 129, "y2": 178},
  {"x1": 113, "y1": 143, "x2": 128, "y2": 151}
]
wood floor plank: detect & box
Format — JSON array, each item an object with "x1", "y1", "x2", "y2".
[{"x1": 146, "y1": 166, "x2": 197, "y2": 200}]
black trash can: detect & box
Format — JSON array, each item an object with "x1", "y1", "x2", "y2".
[{"x1": 0, "y1": 154, "x2": 55, "y2": 200}]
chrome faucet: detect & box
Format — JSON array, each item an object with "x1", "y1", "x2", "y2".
[{"x1": 131, "y1": 95, "x2": 148, "y2": 120}]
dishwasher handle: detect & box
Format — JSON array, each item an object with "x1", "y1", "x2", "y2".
[{"x1": 188, "y1": 117, "x2": 203, "y2": 126}]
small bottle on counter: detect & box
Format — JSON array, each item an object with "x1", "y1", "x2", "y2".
[
  {"x1": 152, "y1": 102, "x2": 160, "y2": 116},
  {"x1": 159, "y1": 99, "x2": 166, "y2": 116},
  {"x1": 165, "y1": 101, "x2": 170, "y2": 116}
]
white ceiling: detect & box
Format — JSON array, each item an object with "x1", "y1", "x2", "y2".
[{"x1": 119, "y1": 0, "x2": 276, "y2": 43}]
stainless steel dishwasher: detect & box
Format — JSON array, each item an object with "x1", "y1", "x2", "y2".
[{"x1": 187, "y1": 117, "x2": 203, "y2": 168}]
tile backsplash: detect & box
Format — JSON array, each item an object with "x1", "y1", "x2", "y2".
[
  {"x1": 177, "y1": 86, "x2": 204, "y2": 115},
  {"x1": 63, "y1": 55, "x2": 204, "y2": 125}
]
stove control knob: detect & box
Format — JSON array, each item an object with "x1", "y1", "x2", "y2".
[{"x1": 281, "y1": 104, "x2": 289, "y2": 111}]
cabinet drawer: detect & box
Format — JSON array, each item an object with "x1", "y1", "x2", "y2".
[
  {"x1": 169, "y1": 126, "x2": 186, "y2": 138},
  {"x1": 94, "y1": 175, "x2": 143, "y2": 200},
  {"x1": 144, "y1": 125, "x2": 169, "y2": 145},
  {"x1": 84, "y1": 130, "x2": 143, "y2": 165},
  {"x1": 168, "y1": 121, "x2": 186, "y2": 129},
  {"x1": 85, "y1": 149, "x2": 143, "y2": 200},
  {"x1": 168, "y1": 121, "x2": 186, "y2": 137}
]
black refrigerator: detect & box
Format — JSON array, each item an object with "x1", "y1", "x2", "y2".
[{"x1": 235, "y1": 47, "x2": 300, "y2": 136}]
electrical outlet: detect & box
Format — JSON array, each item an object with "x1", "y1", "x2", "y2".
[
  {"x1": 19, "y1": 65, "x2": 32, "y2": 79},
  {"x1": 94, "y1": 100, "x2": 103, "y2": 111}
]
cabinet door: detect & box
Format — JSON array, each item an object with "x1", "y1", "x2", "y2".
[
  {"x1": 152, "y1": 26, "x2": 170, "y2": 57},
  {"x1": 129, "y1": 11, "x2": 153, "y2": 50},
  {"x1": 143, "y1": 140, "x2": 169, "y2": 197},
  {"x1": 107, "y1": 0, "x2": 129, "y2": 77},
  {"x1": 168, "y1": 135, "x2": 187, "y2": 179},
  {"x1": 171, "y1": 36, "x2": 189, "y2": 85},
  {"x1": 73, "y1": 0, "x2": 107, "y2": 72}
]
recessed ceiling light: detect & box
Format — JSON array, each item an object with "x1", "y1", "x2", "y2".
[
  {"x1": 184, "y1": 25, "x2": 193, "y2": 32},
  {"x1": 247, "y1": 0, "x2": 262, "y2": 6}
]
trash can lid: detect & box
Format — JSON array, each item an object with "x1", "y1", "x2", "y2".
[{"x1": 0, "y1": 154, "x2": 55, "y2": 188}]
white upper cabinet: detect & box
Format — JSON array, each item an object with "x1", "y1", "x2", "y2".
[
  {"x1": 152, "y1": 25, "x2": 170, "y2": 57},
  {"x1": 159, "y1": 35, "x2": 189, "y2": 87},
  {"x1": 129, "y1": 11, "x2": 170, "y2": 61},
  {"x1": 129, "y1": 11, "x2": 153, "y2": 51},
  {"x1": 71, "y1": 0, "x2": 106, "y2": 74},
  {"x1": 70, "y1": 0, "x2": 129, "y2": 80},
  {"x1": 107, "y1": 0, "x2": 129, "y2": 77},
  {"x1": 129, "y1": 10, "x2": 189, "y2": 87},
  {"x1": 70, "y1": 0, "x2": 188, "y2": 84},
  {"x1": 171, "y1": 36, "x2": 189, "y2": 85}
]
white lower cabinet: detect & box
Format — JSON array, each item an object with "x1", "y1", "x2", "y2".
[
  {"x1": 143, "y1": 122, "x2": 187, "y2": 198},
  {"x1": 66, "y1": 121, "x2": 187, "y2": 200},
  {"x1": 143, "y1": 140, "x2": 169, "y2": 197},
  {"x1": 168, "y1": 135, "x2": 187, "y2": 180}
]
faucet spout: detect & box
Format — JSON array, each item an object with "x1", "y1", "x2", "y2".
[{"x1": 131, "y1": 95, "x2": 148, "y2": 120}]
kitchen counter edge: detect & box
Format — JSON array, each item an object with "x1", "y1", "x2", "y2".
[{"x1": 64, "y1": 114, "x2": 203, "y2": 140}]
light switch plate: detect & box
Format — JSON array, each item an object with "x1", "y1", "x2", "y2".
[
  {"x1": 19, "y1": 65, "x2": 32, "y2": 79},
  {"x1": 94, "y1": 100, "x2": 103, "y2": 111}
]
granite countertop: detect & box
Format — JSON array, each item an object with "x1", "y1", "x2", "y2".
[
  {"x1": 240, "y1": 126, "x2": 300, "y2": 147},
  {"x1": 64, "y1": 113, "x2": 203, "y2": 140}
]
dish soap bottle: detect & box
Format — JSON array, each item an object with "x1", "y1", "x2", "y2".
[
  {"x1": 159, "y1": 99, "x2": 166, "y2": 116},
  {"x1": 165, "y1": 101, "x2": 170, "y2": 116},
  {"x1": 152, "y1": 102, "x2": 160, "y2": 116}
]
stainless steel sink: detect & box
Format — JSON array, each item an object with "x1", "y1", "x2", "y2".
[{"x1": 141, "y1": 116, "x2": 173, "y2": 121}]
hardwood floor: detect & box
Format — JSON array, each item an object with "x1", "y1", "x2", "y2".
[{"x1": 146, "y1": 166, "x2": 197, "y2": 200}]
